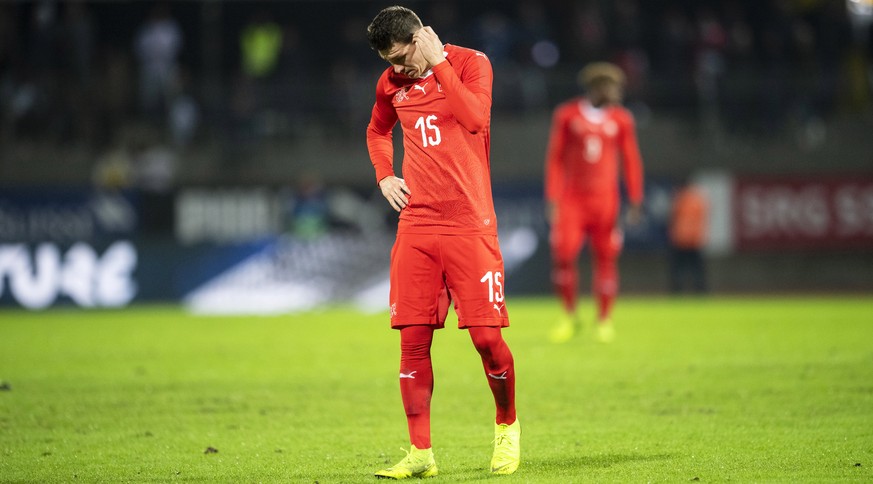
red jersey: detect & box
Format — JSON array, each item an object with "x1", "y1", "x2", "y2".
[
  {"x1": 367, "y1": 44, "x2": 497, "y2": 235},
  {"x1": 544, "y1": 97, "x2": 644, "y2": 205}
]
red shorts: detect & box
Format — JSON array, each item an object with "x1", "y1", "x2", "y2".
[
  {"x1": 389, "y1": 233, "x2": 510, "y2": 329},
  {"x1": 550, "y1": 196, "x2": 623, "y2": 262}
]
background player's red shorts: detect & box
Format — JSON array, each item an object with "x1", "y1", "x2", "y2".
[
  {"x1": 550, "y1": 194, "x2": 622, "y2": 262},
  {"x1": 389, "y1": 233, "x2": 509, "y2": 329}
]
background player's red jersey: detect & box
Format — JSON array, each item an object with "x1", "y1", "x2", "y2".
[
  {"x1": 367, "y1": 44, "x2": 497, "y2": 235},
  {"x1": 544, "y1": 98, "x2": 644, "y2": 205}
]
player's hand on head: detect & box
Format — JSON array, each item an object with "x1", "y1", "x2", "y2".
[
  {"x1": 379, "y1": 176, "x2": 411, "y2": 212},
  {"x1": 413, "y1": 26, "x2": 446, "y2": 68}
]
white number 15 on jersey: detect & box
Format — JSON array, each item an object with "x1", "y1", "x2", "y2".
[{"x1": 414, "y1": 115, "x2": 441, "y2": 147}]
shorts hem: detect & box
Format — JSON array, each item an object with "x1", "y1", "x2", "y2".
[
  {"x1": 391, "y1": 319, "x2": 447, "y2": 329},
  {"x1": 458, "y1": 318, "x2": 510, "y2": 329}
]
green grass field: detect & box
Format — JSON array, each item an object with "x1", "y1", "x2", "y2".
[{"x1": 1, "y1": 296, "x2": 872, "y2": 483}]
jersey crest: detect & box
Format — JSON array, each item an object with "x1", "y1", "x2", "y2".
[{"x1": 394, "y1": 87, "x2": 410, "y2": 104}]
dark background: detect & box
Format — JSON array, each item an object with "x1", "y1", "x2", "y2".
[{"x1": 1, "y1": 0, "x2": 872, "y2": 307}]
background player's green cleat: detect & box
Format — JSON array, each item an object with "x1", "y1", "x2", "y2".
[
  {"x1": 491, "y1": 419, "x2": 521, "y2": 475},
  {"x1": 549, "y1": 313, "x2": 579, "y2": 343},
  {"x1": 374, "y1": 445, "x2": 438, "y2": 479},
  {"x1": 596, "y1": 319, "x2": 615, "y2": 343}
]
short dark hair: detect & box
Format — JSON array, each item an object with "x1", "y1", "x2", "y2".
[{"x1": 367, "y1": 6, "x2": 422, "y2": 52}]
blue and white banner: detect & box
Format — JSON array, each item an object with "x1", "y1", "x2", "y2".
[
  {"x1": 0, "y1": 188, "x2": 138, "y2": 243},
  {"x1": 0, "y1": 241, "x2": 137, "y2": 309},
  {"x1": 0, "y1": 180, "x2": 682, "y2": 311}
]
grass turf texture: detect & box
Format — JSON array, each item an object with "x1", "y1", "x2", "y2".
[{"x1": 1, "y1": 297, "x2": 871, "y2": 483}]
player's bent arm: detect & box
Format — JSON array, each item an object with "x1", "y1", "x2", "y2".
[
  {"x1": 367, "y1": 123, "x2": 395, "y2": 183},
  {"x1": 367, "y1": 82, "x2": 399, "y2": 184},
  {"x1": 431, "y1": 60, "x2": 491, "y2": 133},
  {"x1": 544, "y1": 110, "x2": 568, "y2": 203},
  {"x1": 367, "y1": 92, "x2": 408, "y2": 212},
  {"x1": 619, "y1": 113, "x2": 645, "y2": 205}
]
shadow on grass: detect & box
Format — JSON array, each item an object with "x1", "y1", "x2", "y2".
[
  {"x1": 287, "y1": 453, "x2": 676, "y2": 482},
  {"x1": 531, "y1": 452, "x2": 676, "y2": 470},
  {"x1": 439, "y1": 453, "x2": 676, "y2": 482}
]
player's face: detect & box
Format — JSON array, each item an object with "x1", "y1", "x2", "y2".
[
  {"x1": 380, "y1": 39, "x2": 428, "y2": 78},
  {"x1": 591, "y1": 80, "x2": 623, "y2": 107}
]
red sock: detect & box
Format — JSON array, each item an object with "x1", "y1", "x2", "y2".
[
  {"x1": 597, "y1": 292, "x2": 615, "y2": 321},
  {"x1": 593, "y1": 255, "x2": 618, "y2": 321},
  {"x1": 552, "y1": 259, "x2": 578, "y2": 314},
  {"x1": 469, "y1": 327, "x2": 516, "y2": 425},
  {"x1": 399, "y1": 326, "x2": 435, "y2": 449}
]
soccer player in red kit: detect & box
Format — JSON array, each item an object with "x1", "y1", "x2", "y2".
[
  {"x1": 365, "y1": 6, "x2": 519, "y2": 479},
  {"x1": 545, "y1": 62, "x2": 644, "y2": 344}
]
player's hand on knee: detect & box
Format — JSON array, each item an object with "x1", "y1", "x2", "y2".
[{"x1": 379, "y1": 176, "x2": 411, "y2": 212}]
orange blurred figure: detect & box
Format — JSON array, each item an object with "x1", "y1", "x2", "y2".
[{"x1": 669, "y1": 180, "x2": 709, "y2": 294}]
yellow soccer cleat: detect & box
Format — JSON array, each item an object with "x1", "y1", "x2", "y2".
[
  {"x1": 374, "y1": 445, "x2": 438, "y2": 479},
  {"x1": 549, "y1": 313, "x2": 579, "y2": 343},
  {"x1": 491, "y1": 419, "x2": 521, "y2": 475},
  {"x1": 596, "y1": 319, "x2": 615, "y2": 343}
]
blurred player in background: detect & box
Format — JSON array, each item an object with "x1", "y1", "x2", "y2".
[
  {"x1": 365, "y1": 6, "x2": 519, "y2": 479},
  {"x1": 669, "y1": 177, "x2": 709, "y2": 294},
  {"x1": 544, "y1": 62, "x2": 644, "y2": 344}
]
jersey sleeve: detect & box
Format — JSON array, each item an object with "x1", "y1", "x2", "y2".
[
  {"x1": 544, "y1": 107, "x2": 567, "y2": 203},
  {"x1": 431, "y1": 53, "x2": 492, "y2": 134},
  {"x1": 619, "y1": 111, "x2": 644, "y2": 205},
  {"x1": 366, "y1": 72, "x2": 399, "y2": 184}
]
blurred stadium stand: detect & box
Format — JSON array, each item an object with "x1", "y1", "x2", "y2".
[{"x1": 1, "y1": 0, "x2": 872, "y2": 309}]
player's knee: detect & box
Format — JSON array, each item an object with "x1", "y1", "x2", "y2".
[
  {"x1": 551, "y1": 258, "x2": 577, "y2": 283},
  {"x1": 469, "y1": 327, "x2": 503, "y2": 355},
  {"x1": 595, "y1": 242, "x2": 621, "y2": 261},
  {"x1": 551, "y1": 247, "x2": 576, "y2": 265},
  {"x1": 401, "y1": 342, "x2": 430, "y2": 362},
  {"x1": 400, "y1": 326, "x2": 434, "y2": 361},
  {"x1": 607, "y1": 229, "x2": 624, "y2": 256}
]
